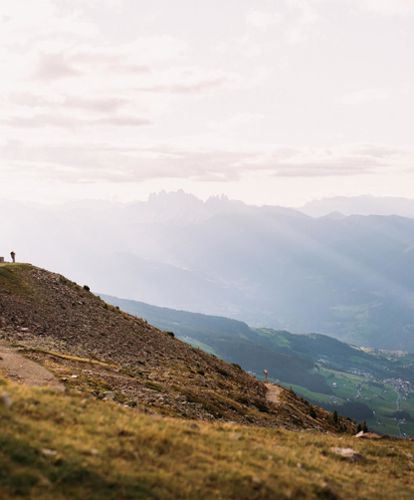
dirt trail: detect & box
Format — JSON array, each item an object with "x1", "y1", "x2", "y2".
[
  {"x1": 0, "y1": 343, "x2": 64, "y2": 391},
  {"x1": 265, "y1": 383, "x2": 283, "y2": 405}
]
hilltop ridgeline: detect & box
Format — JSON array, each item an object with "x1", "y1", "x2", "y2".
[{"x1": 0, "y1": 263, "x2": 355, "y2": 432}]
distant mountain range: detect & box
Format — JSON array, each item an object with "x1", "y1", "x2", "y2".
[
  {"x1": 301, "y1": 195, "x2": 414, "y2": 218},
  {"x1": 4, "y1": 191, "x2": 414, "y2": 351},
  {"x1": 103, "y1": 293, "x2": 414, "y2": 437}
]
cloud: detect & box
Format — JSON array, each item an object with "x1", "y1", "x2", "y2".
[
  {"x1": 353, "y1": 145, "x2": 403, "y2": 158},
  {"x1": 245, "y1": 8, "x2": 282, "y2": 29},
  {"x1": 65, "y1": 36, "x2": 186, "y2": 69},
  {"x1": 0, "y1": 9, "x2": 232, "y2": 142},
  {"x1": 227, "y1": 0, "x2": 320, "y2": 61},
  {"x1": 63, "y1": 96, "x2": 128, "y2": 113},
  {"x1": 244, "y1": 144, "x2": 406, "y2": 178},
  {"x1": 0, "y1": 142, "x2": 410, "y2": 185},
  {"x1": 339, "y1": 88, "x2": 392, "y2": 105},
  {"x1": 33, "y1": 53, "x2": 82, "y2": 81},
  {"x1": 1, "y1": 114, "x2": 151, "y2": 129},
  {"x1": 311, "y1": 0, "x2": 414, "y2": 16},
  {"x1": 26, "y1": 37, "x2": 185, "y2": 87},
  {"x1": 285, "y1": 0, "x2": 320, "y2": 45},
  {"x1": 136, "y1": 78, "x2": 229, "y2": 94},
  {"x1": 0, "y1": 0, "x2": 412, "y2": 205},
  {"x1": 207, "y1": 113, "x2": 266, "y2": 134},
  {"x1": 356, "y1": 0, "x2": 414, "y2": 15},
  {"x1": 10, "y1": 93, "x2": 129, "y2": 113}
]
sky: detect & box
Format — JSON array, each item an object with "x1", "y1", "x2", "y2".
[{"x1": 0, "y1": 0, "x2": 413, "y2": 207}]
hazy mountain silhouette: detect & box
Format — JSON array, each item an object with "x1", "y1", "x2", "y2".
[
  {"x1": 3, "y1": 192, "x2": 414, "y2": 350},
  {"x1": 302, "y1": 195, "x2": 414, "y2": 218}
]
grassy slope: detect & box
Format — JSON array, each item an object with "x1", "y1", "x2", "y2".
[
  {"x1": 1, "y1": 378, "x2": 414, "y2": 500},
  {"x1": 0, "y1": 264, "x2": 353, "y2": 433},
  {"x1": 0, "y1": 264, "x2": 273, "y2": 426}
]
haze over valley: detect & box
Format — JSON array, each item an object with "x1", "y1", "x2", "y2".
[
  {"x1": 5, "y1": 191, "x2": 414, "y2": 352},
  {"x1": 104, "y1": 292, "x2": 414, "y2": 438}
]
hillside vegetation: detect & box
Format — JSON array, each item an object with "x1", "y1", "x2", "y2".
[
  {"x1": 1, "y1": 378, "x2": 414, "y2": 499},
  {"x1": 3, "y1": 264, "x2": 414, "y2": 498},
  {"x1": 0, "y1": 263, "x2": 350, "y2": 433},
  {"x1": 104, "y1": 294, "x2": 414, "y2": 437}
]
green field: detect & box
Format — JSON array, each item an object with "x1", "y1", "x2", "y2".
[{"x1": 287, "y1": 366, "x2": 414, "y2": 437}]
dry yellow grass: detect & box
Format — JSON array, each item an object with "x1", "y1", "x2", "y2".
[{"x1": 1, "y1": 377, "x2": 414, "y2": 499}]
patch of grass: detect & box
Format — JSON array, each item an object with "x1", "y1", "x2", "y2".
[
  {"x1": 21, "y1": 348, "x2": 118, "y2": 369},
  {"x1": 145, "y1": 381, "x2": 164, "y2": 392},
  {"x1": 181, "y1": 387, "x2": 246, "y2": 417},
  {"x1": 0, "y1": 265, "x2": 31, "y2": 294},
  {"x1": 1, "y1": 378, "x2": 414, "y2": 499}
]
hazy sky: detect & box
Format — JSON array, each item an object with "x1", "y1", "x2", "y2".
[{"x1": 1, "y1": 0, "x2": 413, "y2": 206}]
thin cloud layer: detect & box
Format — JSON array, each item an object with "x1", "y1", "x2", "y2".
[
  {"x1": 356, "y1": 0, "x2": 414, "y2": 15},
  {"x1": 0, "y1": 142, "x2": 410, "y2": 184},
  {"x1": 0, "y1": 0, "x2": 413, "y2": 204}
]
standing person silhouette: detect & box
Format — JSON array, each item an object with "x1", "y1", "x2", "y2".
[{"x1": 10, "y1": 251, "x2": 15, "y2": 263}]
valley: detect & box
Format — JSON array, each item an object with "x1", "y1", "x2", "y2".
[
  {"x1": 1, "y1": 263, "x2": 414, "y2": 498},
  {"x1": 103, "y1": 294, "x2": 414, "y2": 437},
  {"x1": 0, "y1": 263, "x2": 349, "y2": 431},
  {"x1": 5, "y1": 193, "x2": 414, "y2": 352}
]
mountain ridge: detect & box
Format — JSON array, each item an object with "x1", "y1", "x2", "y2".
[
  {"x1": 301, "y1": 195, "x2": 414, "y2": 218},
  {"x1": 4, "y1": 192, "x2": 414, "y2": 351},
  {"x1": 5, "y1": 265, "x2": 414, "y2": 499},
  {"x1": 0, "y1": 263, "x2": 352, "y2": 433}
]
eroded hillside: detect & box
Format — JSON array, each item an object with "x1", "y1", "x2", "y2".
[{"x1": 0, "y1": 264, "x2": 353, "y2": 433}]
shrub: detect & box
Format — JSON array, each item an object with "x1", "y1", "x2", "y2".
[
  {"x1": 217, "y1": 366, "x2": 231, "y2": 378},
  {"x1": 256, "y1": 401, "x2": 270, "y2": 413},
  {"x1": 83, "y1": 285, "x2": 90, "y2": 292}
]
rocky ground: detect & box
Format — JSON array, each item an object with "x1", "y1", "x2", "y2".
[{"x1": 0, "y1": 264, "x2": 355, "y2": 432}]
